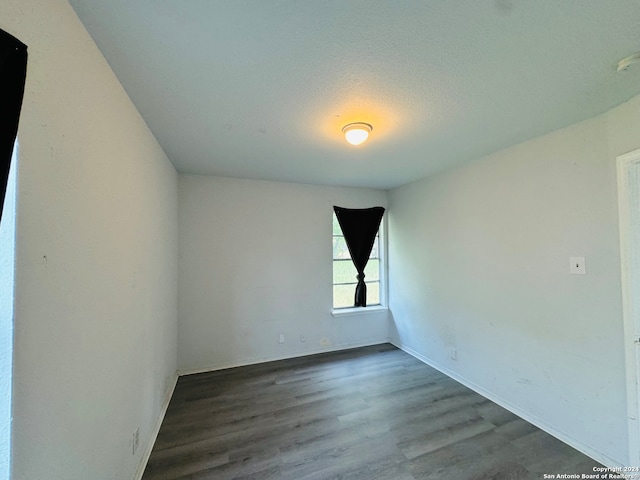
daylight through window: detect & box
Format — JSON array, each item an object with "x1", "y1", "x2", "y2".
[{"x1": 332, "y1": 212, "x2": 381, "y2": 309}]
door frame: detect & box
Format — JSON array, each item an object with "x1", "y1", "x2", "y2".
[{"x1": 618, "y1": 147, "x2": 640, "y2": 467}]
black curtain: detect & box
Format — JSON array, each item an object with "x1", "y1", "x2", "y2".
[
  {"x1": 334, "y1": 206, "x2": 385, "y2": 307},
  {"x1": 0, "y1": 29, "x2": 27, "y2": 222}
]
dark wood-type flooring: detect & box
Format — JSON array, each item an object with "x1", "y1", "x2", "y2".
[{"x1": 143, "y1": 344, "x2": 607, "y2": 480}]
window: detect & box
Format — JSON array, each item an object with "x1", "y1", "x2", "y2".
[
  {"x1": 0, "y1": 145, "x2": 17, "y2": 479},
  {"x1": 332, "y1": 212, "x2": 382, "y2": 309}
]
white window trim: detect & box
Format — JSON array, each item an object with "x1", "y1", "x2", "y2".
[
  {"x1": 331, "y1": 305, "x2": 389, "y2": 317},
  {"x1": 379, "y1": 210, "x2": 388, "y2": 307}
]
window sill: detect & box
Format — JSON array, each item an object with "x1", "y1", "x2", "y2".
[{"x1": 331, "y1": 305, "x2": 388, "y2": 318}]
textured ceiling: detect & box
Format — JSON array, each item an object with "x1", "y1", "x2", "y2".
[{"x1": 68, "y1": 0, "x2": 640, "y2": 189}]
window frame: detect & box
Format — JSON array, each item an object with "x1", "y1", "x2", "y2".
[{"x1": 331, "y1": 210, "x2": 387, "y2": 312}]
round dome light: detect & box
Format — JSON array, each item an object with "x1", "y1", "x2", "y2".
[
  {"x1": 618, "y1": 52, "x2": 640, "y2": 72},
  {"x1": 342, "y1": 122, "x2": 373, "y2": 146}
]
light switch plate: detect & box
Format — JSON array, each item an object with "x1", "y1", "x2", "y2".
[{"x1": 569, "y1": 256, "x2": 586, "y2": 275}]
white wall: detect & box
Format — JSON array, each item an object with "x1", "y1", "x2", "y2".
[
  {"x1": 4, "y1": 0, "x2": 636, "y2": 475},
  {"x1": 178, "y1": 175, "x2": 388, "y2": 372},
  {"x1": 388, "y1": 93, "x2": 640, "y2": 467},
  {"x1": 1, "y1": 1, "x2": 179, "y2": 479}
]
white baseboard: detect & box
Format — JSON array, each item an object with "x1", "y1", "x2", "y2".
[
  {"x1": 133, "y1": 372, "x2": 179, "y2": 480},
  {"x1": 137, "y1": 341, "x2": 621, "y2": 477},
  {"x1": 391, "y1": 340, "x2": 623, "y2": 469},
  {"x1": 177, "y1": 339, "x2": 390, "y2": 376}
]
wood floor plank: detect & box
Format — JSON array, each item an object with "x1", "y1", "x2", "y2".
[{"x1": 143, "y1": 344, "x2": 607, "y2": 480}]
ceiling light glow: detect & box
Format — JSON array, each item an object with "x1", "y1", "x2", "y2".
[{"x1": 342, "y1": 122, "x2": 372, "y2": 146}]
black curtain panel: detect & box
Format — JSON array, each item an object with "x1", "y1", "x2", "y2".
[
  {"x1": 333, "y1": 206, "x2": 385, "y2": 307},
  {"x1": 0, "y1": 29, "x2": 27, "y2": 222}
]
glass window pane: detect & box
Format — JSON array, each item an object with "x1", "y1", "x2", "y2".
[
  {"x1": 370, "y1": 237, "x2": 379, "y2": 258},
  {"x1": 333, "y1": 213, "x2": 342, "y2": 235},
  {"x1": 364, "y1": 259, "x2": 379, "y2": 282},
  {"x1": 333, "y1": 260, "x2": 357, "y2": 284},
  {"x1": 333, "y1": 284, "x2": 354, "y2": 308},
  {"x1": 334, "y1": 259, "x2": 378, "y2": 284},
  {"x1": 367, "y1": 282, "x2": 380, "y2": 306},
  {"x1": 332, "y1": 236, "x2": 351, "y2": 259},
  {"x1": 333, "y1": 282, "x2": 380, "y2": 308}
]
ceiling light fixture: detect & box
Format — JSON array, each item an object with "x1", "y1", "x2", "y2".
[
  {"x1": 342, "y1": 122, "x2": 372, "y2": 146},
  {"x1": 617, "y1": 52, "x2": 640, "y2": 72}
]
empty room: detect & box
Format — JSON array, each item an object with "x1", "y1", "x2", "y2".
[{"x1": 2, "y1": 1, "x2": 640, "y2": 479}]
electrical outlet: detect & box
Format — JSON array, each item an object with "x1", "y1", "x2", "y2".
[
  {"x1": 300, "y1": 334, "x2": 306, "y2": 342},
  {"x1": 449, "y1": 348, "x2": 457, "y2": 360},
  {"x1": 278, "y1": 333, "x2": 285, "y2": 344},
  {"x1": 132, "y1": 427, "x2": 140, "y2": 455}
]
